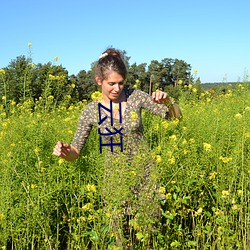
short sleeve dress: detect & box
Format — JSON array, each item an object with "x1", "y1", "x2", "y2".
[{"x1": 71, "y1": 88, "x2": 169, "y2": 155}]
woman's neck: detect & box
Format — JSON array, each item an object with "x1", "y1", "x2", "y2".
[{"x1": 103, "y1": 89, "x2": 126, "y2": 104}]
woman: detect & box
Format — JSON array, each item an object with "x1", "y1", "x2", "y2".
[
  {"x1": 53, "y1": 48, "x2": 182, "y2": 159},
  {"x1": 53, "y1": 48, "x2": 182, "y2": 247}
]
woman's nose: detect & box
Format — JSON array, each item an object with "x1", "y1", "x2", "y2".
[{"x1": 114, "y1": 84, "x2": 120, "y2": 92}]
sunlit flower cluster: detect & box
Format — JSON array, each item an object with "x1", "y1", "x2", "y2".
[
  {"x1": 86, "y1": 184, "x2": 97, "y2": 193},
  {"x1": 203, "y1": 142, "x2": 212, "y2": 152},
  {"x1": 234, "y1": 113, "x2": 242, "y2": 120},
  {"x1": 48, "y1": 74, "x2": 66, "y2": 81},
  {"x1": 0, "y1": 69, "x2": 6, "y2": 75},
  {"x1": 222, "y1": 190, "x2": 230, "y2": 197},
  {"x1": 219, "y1": 156, "x2": 232, "y2": 164},
  {"x1": 91, "y1": 91, "x2": 103, "y2": 101},
  {"x1": 130, "y1": 111, "x2": 138, "y2": 121}
]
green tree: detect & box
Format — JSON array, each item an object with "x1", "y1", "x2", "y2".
[
  {"x1": 127, "y1": 63, "x2": 148, "y2": 91},
  {"x1": 4, "y1": 55, "x2": 33, "y2": 102},
  {"x1": 32, "y1": 62, "x2": 69, "y2": 103},
  {"x1": 77, "y1": 68, "x2": 98, "y2": 101}
]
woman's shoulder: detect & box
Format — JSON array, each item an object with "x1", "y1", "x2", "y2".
[
  {"x1": 126, "y1": 89, "x2": 150, "y2": 102},
  {"x1": 125, "y1": 88, "x2": 150, "y2": 100},
  {"x1": 80, "y1": 101, "x2": 98, "y2": 116}
]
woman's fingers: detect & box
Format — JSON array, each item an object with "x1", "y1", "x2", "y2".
[
  {"x1": 152, "y1": 91, "x2": 170, "y2": 104},
  {"x1": 53, "y1": 141, "x2": 70, "y2": 157}
]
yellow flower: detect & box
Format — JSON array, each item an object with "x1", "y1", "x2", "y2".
[
  {"x1": 54, "y1": 56, "x2": 58, "y2": 62},
  {"x1": 130, "y1": 111, "x2": 138, "y2": 121},
  {"x1": 34, "y1": 147, "x2": 41, "y2": 153},
  {"x1": 2, "y1": 122, "x2": 8, "y2": 128},
  {"x1": 105, "y1": 212, "x2": 111, "y2": 218},
  {"x1": 165, "y1": 193, "x2": 172, "y2": 199},
  {"x1": 113, "y1": 104, "x2": 119, "y2": 111},
  {"x1": 133, "y1": 84, "x2": 138, "y2": 89},
  {"x1": 130, "y1": 171, "x2": 136, "y2": 176},
  {"x1": 188, "y1": 84, "x2": 193, "y2": 89},
  {"x1": 170, "y1": 119, "x2": 179, "y2": 126},
  {"x1": 154, "y1": 123, "x2": 159, "y2": 131},
  {"x1": 192, "y1": 88, "x2": 197, "y2": 93},
  {"x1": 182, "y1": 139, "x2": 187, "y2": 145},
  {"x1": 178, "y1": 79, "x2": 183, "y2": 85},
  {"x1": 208, "y1": 171, "x2": 217, "y2": 180},
  {"x1": 234, "y1": 113, "x2": 242, "y2": 120},
  {"x1": 2, "y1": 96, "x2": 6, "y2": 100},
  {"x1": 219, "y1": 156, "x2": 232, "y2": 164},
  {"x1": 162, "y1": 120, "x2": 168, "y2": 128},
  {"x1": 168, "y1": 156, "x2": 175, "y2": 165},
  {"x1": 71, "y1": 83, "x2": 76, "y2": 89},
  {"x1": 222, "y1": 190, "x2": 230, "y2": 197},
  {"x1": 214, "y1": 209, "x2": 223, "y2": 216},
  {"x1": 193, "y1": 69, "x2": 198, "y2": 74},
  {"x1": 169, "y1": 134, "x2": 177, "y2": 141},
  {"x1": 155, "y1": 155, "x2": 162, "y2": 164},
  {"x1": 194, "y1": 207, "x2": 203, "y2": 216},
  {"x1": 0, "y1": 69, "x2": 6, "y2": 75},
  {"x1": 245, "y1": 106, "x2": 250, "y2": 112},
  {"x1": 135, "y1": 79, "x2": 140, "y2": 83},
  {"x1": 189, "y1": 138, "x2": 195, "y2": 144},
  {"x1": 91, "y1": 91, "x2": 103, "y2": 101},
  {"x1": 86, "y1": 184, "x2": 97, "y2": 193},
  {"x1": 81, "y1": 203, "x2": 93, "y2": 212},
  {"x1": 48, "y1": 95, "x2": 54, "y2": 100},
  {"x1": 28, "y1": 42, "x2": 32, "y2": 47},
  {"x1": 58, "y1": 158, "x2": 65, "y2": 165},
  {"x1": 237, "y1": 189, "x2": 243, "y2": 196},
  {"x1": 232, "y1": 204, "x2": 239, "y2": 211},
  {"x1": 159, "y1": 186, "x2": 166, "y2": 194},
  {"x1": 87, "y1": 215, "x2": 94, "y2": 221},
  {"x1": 203, "y1": 142, "x2": 212, "y2": 152},
  {"x1": 48, "y1": 74, "x2": 55, "y2": 80},
  {"x1": 0, "y1": 213, "x2": 5, "y2": 221}
]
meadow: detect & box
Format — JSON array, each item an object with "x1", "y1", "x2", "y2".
[{"x1": 0, "y1": 82, "x2": 249, "y2": 249}]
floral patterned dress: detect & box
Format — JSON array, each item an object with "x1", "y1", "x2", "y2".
[{"x1": 72, "y1": 88, "x2": 171, "y2": 236}]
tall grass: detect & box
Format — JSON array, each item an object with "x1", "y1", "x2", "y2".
[{"x1": 0, "y1": 83, "x2": 249, "y2": 249}]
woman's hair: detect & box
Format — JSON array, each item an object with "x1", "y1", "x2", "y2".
[{"x1": 95, "y1": 48, "x2": 127, "y2": 81}]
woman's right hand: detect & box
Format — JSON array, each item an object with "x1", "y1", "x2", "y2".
[
  {"x1": 53, "y1": 141, "x2": 80, "y2": 161},
  {"x1": 53, "y1": 141, "x2": 71, "y2": 158}
]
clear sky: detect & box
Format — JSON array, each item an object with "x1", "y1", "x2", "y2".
[{"x1": 1, "y1": 0, "x2": 250, "y2": 83}]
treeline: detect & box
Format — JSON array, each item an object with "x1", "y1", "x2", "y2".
[{"x1": 0, "y1": 51, "x2": 200, "y2": 106}]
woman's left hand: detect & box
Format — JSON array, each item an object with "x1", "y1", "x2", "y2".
[{"x1": 152, "y1": 91, "x2": 171, "y2": 104}]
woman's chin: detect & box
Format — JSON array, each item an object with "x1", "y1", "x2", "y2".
[{"x1": 109, "y1": 93, "x2": 120, "y2": 100}]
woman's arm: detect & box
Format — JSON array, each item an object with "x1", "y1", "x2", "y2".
[{"x1": 53, "y1": 102, "x2": 95, "y2": 161}]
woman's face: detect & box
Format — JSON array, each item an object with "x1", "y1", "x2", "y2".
[{"x1": 96, "y1": 71, "x2": 125, "y2": 102}]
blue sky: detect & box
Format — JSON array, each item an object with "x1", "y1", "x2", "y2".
[{"x1": 1, "y1": 0, "x2": 249, "y2": 83}]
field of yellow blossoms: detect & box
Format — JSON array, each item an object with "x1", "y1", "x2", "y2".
[{"x1": 0, "y1": 82, "x2": 249, "y2": 249}]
